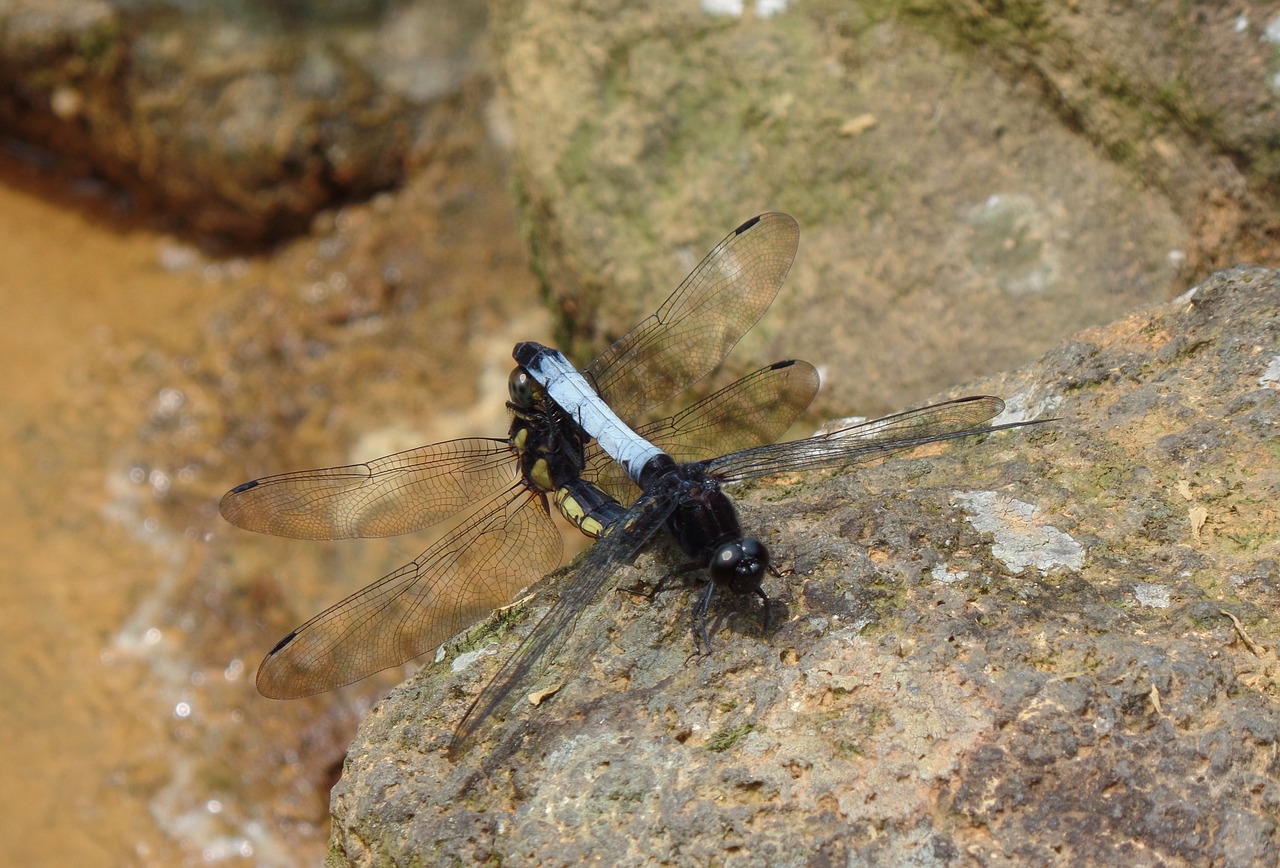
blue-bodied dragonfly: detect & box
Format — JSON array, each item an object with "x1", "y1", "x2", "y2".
[
  {"x1": 219, "y1": 214, "x2": 813, "y2": 728},
  {"x1": 456, "y1": 338, "x2": 1042, "y2": 752}
]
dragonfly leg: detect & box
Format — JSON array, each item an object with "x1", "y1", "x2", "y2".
[
  {"x1": 619, "y1": 584, "x2": 654, "y2": 602},
  {"x1": 692, "y1": 581, "x2": 718, "y2": 654},
  {"x1": 618, "y1": 560, "x2": 693, "y2": 602},
  {"x1": 755, "y1": 585, "x2": 772, "y2": 633},
  {"x1": 647, "y1": 561, "x2": 704, "y2": 598}
]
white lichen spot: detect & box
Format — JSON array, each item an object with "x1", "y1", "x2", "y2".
[
  {"x1": 450, "y1": 646, "x2": 492, "y2": 673},
  {"x1": 815, "y1": 414, "x2": 868, "y2": 436},
  {"x1": 757, "y1": 0, "x2": 792, "y2": 17},
  {"x1": 1133, "y1": 582, "x2": 1171, "y2": 608},
  {"x1": 1265, "y1": 15, "x2": 1280, "y2": 91},
  {"x1": 701, "y1": 0, "x2": 789, "y2": 17},
  {"x1": 962, "y1": 193, "x2": 1061, "y2": 296},
  {"x1": 993, "y1": 388, "x2": 1062, "y2": 425},
  {"x1": 1264, "y1": 14, "x2": 1280, "y2": 44},
  {"x1": 701, "y1": 0, "x2": 744, "y2": 15},
  {"x1": 953, "y1": 491, "x2": 1084, "y2": 575},
  {"x1": 1259, "y1": 355, "x2": 1280, "y2": 389},
  {"x1": 931, "y1": 563, "x2": 969, "y2": 584}
]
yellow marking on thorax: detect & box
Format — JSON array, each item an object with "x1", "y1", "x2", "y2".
[{"x1": 530, "y1": 458, "x2": 555, "y2": 493}]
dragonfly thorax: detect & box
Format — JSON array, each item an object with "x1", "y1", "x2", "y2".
[
  {"x1": 508, "y1": 366, "x2": 590, "y2": 495},
  {"x1": 658, "y1": 462, "x2": 750, "y2": 567}
]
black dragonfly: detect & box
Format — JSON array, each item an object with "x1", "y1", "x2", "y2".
[
  {"x1": 457, "y1": 339, "x2": 1037, "y2": 751},
  {"x1": 219, "y1": 213, "x2": 812, "y2": 728}
]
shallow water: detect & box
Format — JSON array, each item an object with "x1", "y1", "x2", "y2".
[
  {"x1": 0, "y1": 131, "x2": 549, "y2": 863},
  {"x1": 0, "y1": 158, "x2": 222, "y2": 862}
]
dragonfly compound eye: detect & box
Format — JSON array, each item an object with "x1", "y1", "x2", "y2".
[
  {"x1": 710, "y1": 538, "x2": 769, "y2": 595},
  {"x1": 508, "y1": 368, "x2": 537, "y2": 408}
]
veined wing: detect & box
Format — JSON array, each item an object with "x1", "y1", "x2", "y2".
[
  {"x1": 220, "y1": 438, "x2": 516, "y2": 540},
  {"x1": 448, "y1": 478, "x2": 681, "y2": 757},
  {"x1": 585, "y1": 359, "x2": 821, "y2": 501},
  {"x1": 706, "y1": 396, "x2": 1015, "y2": 483},
  {"x1": 583, "y1": 213, "x2": 799, "y2": 424},
  {"x1": 255, "y1": 482, "x2": 562, "y2": 699}
]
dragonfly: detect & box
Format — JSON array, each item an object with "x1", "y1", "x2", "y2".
[
  {"x1": 455, "y1": 341, "x2": 1042, "y2": 752},
  {"x1": 219, "y1": 213, "x2": 811, "y2": 722}
]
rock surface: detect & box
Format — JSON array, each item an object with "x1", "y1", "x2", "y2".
[
  {"x1": 0, "y1": 0, "x2": 488, "y2": 243},
  {"x1": 489, "y1": 0, "x2": 1280, "y2": 416},
  {"x1": 329, "y1": 266, "x2": 1280, "y2": 865}
]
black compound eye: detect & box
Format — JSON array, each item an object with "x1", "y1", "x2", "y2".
[
  {"x1": 709, "y1": 539, "x2": 769, "y2": 595},
  {"x1": 508, "y1": 368, "x2": 536, "y2": 408},
  {"x1": 738, "y1": 537, "x2": 767, "y2": 566},
  {"x1": 709, "y1": 545, "x2": 741, "y2": 584}
]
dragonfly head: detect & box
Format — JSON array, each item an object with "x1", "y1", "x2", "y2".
[
  {"x1": 508, "y1": 366, "x2": 540, "y2": 410},
  {"x1": 708, "y1": 537, "x2": 769, "y2": 595}
]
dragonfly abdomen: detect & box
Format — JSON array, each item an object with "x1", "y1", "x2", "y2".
[{"x1": 553, "y1": 479, "x2": 628, "y2": 540}]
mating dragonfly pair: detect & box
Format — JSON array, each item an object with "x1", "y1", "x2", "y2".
[{"x1": 221, "y1": 213, "x2": 1039, "y2": 755}]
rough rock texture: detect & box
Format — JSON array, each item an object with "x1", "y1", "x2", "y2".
[
  {"x1": 941, "y1": 0, "x2": 1280, "y2": 258},
  {"x1": 488, "y1": 0, "x2": 1280, "y2": 416},
  {"x1": 0, "y1": 0, "x2": 488, "y2": 243},
  {"x1": 329, "y1": 267, "x2": 1280, "y2": 865}
]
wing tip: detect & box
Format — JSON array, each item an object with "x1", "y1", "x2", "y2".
[
  {"x1": 255, "y1": 631, "x2": 304, "y2": 700},
  {"x1": 269, "y1": 630, "x2": 299, "y2": 656},
  {"x1": 219, "y1": 480, "x2": 259, "y2": 523},
  {"x1": 736, "y1": 212, "x2": 798, "y2": 236}
]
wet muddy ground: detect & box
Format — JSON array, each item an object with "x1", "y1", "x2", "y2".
[
  {"x1": 0, "y1": 154, "x2": 214, "y2": 863},
  {"x1": 0, "y1": 114, "x2": 544, "y2": 862}
]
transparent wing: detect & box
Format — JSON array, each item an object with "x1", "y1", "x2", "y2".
[
  {"x1": 448, "y1": 480, "x2": 681, "y2": 757},
  {"x1": 583, "y1": 212, "x2": 799, "y2": 423},
  {"x1": 254, "y1": 483, "x2": 562, "y2": 699},
  {"x1": 220, "y1": 438, "x2": 515, "y2": 540},
  {"x1": 585, "y1": 359, "x2": 821, "y2": 501},
  {"x1": 706, "y1": 396, "x2": 1014, "y2": 482}
]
